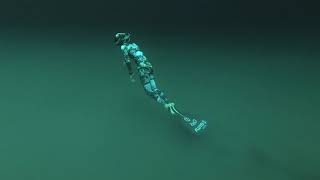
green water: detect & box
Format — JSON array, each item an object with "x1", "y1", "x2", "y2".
[{"x1": 0, "y1": 29, "x2": 319, "y2": 180}]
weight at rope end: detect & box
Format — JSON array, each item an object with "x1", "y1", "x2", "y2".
[{"x1": 182, "y1": 117, "x2": 208, "y2": 135}]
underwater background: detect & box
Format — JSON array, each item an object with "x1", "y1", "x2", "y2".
[{"x1": 0, "y1": 0, "x2": 319, "y2": 179}]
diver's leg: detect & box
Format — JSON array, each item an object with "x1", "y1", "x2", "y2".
[
  {"x1": 138, "y1": 68, "x2": 207, "y2": 133},
  {"x1": 139, "y1": 68, "x2": 176, "y2": 114},
  {"x1": 141, "y1": 75, "x2": 168, "y2": 105},
  {"x1": 148, "y1": 79, "x2": 177, "y2": 114}
]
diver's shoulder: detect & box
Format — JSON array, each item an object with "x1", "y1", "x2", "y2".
[
  {"x1": 127, "y1": 43, "x2": 139, "y2": 50},
  {"x1": 120, "y1": 43, "x2": 136, "y2": 50},
  {"x1": 120, "y1": 44, "x2": 126, "y2": 50}
]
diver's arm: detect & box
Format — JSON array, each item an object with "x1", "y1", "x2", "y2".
[
  {"x1": 123, "y1": 54, "x2": 135, "y2": 82},
  {"x1": 120, "y1": 45, "x2": 134, "y2": 77},
  {"x1": 124, "y1": 56, "x2": 133, "y2": 76}
]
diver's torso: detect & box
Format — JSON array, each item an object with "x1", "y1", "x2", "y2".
[{"x1": 121, "y1": 43, "x2": 152, "y2": 69}]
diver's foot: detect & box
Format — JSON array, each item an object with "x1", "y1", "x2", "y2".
[{"x1": 164, "y1": 102, "x2": 176, "y2": 115}]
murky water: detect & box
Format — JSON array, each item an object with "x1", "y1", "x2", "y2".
[{"x1": 0, "y1": 30, "x2": 319, "y2": 180}]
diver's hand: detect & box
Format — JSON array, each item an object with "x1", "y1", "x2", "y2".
[
  {"x1": 129, "y1": 74, "x2": 135, "y2": 82},
  {"x1": 164, "y1": 102, "x2": 176, "y2": 115}
]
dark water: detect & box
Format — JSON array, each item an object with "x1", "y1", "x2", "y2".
[{"x1": 0, "y1": 28, "x2": 319, "y2": 180}]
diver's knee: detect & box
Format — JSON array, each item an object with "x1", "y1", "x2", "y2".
[{"x1": 143, "y1": 83, "x2": 153, "y2": 95}]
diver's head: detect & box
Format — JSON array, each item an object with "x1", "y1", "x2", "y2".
[{"x1": 114, "y1": 33, "x2": 131, "y2": 46}]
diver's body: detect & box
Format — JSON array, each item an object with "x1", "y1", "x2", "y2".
[
  {"x1": 114, "y1": 33, "x2": 175, "y2": 114},
  {"x1": 114, "y1": 33, "x2": 207, "y2": 134}
]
